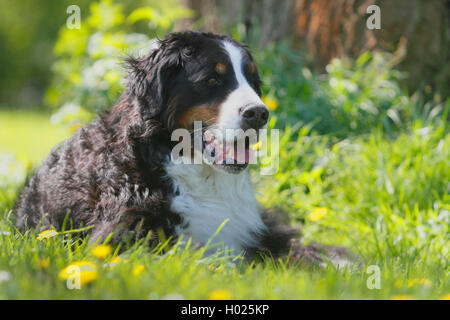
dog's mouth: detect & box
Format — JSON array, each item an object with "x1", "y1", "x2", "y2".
[{"x1": 201, "y1": 133, "x2": 255, "y2": 174}]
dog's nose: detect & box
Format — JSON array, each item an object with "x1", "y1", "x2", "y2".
[{"x1": 240, "y1": 105, "x2": 269, "y2": 130}]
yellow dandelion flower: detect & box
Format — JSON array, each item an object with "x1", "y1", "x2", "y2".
[
  {"x1": 207, "y1": 265, "x2": 218, "y2": 272},
  {"x1": 262, "y1": 95, "x2": 278, "y2": 111},
  {"x1": 37, "y1": 229, "x2": 58, "y2": 240},
  {"x1": 103, "y1": 256, "x2": 119, "y2": 268},
  {"x1": 439, "y1": 294, "x2": 450, "y2": 300},
  {"x1": 91, "y1": 244, "x2": 112, "y2": 259},
  {"x1": 59, "y1": 261, "x2": 98, "y2": 285},
  {"x1": 69, "y1": 123, "x2": 81, "y2": 133},
  {"x1": 132, "y1": 264, "x2": 145, "y2": 276},
  {"x1": 390, "y1": 295, "x2": 414, "y2": 300},
  {"x1": 105, "y1": 256, "x2": 128, "y2": 267},
  {"x1": 110, "y1": 256, "x2": 121, "y2": 264},
  {"x1": 208, "y1": 289, "x2": 231, "y2": 300},
  {"x1": 39, "y1": 258, "x2": 50, "y2": 269},
  {"x1": 250, "y1": 141, "x2": 262, "y2": 150},
  {"x1": 407, "y1": 278, "x2": 432, "y2": 288},
  {"x1": 394, "y1": 279, "x2": 404, "y2": 288},
  {"x1": 308, "y1": 207, "x2": 328, "y2": 222}
]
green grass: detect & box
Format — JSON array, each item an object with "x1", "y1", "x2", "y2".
[
  {"x1": 0, "y1": 109, "x2": 69, "y2": 164},
  {"x1": 0, "y1": 110, "x2": 448, "y2": 299}
]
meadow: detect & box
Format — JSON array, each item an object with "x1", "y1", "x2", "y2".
[
  {"x1": 0, "y1": 102, "x2": 448, "y2": 299},
  {"x1": 0, "y1": 0, "x2": 448, "y2": 299}
]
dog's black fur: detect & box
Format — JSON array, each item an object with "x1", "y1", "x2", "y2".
[{"x1": 14, "y1": 32, "x2": 344, "y2": 265}]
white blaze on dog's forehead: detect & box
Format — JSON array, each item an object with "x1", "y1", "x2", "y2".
[
  {"x1": 222, "y1": 41, "x2": 248, "y2": 86},
  {"x1": 218, "y1": 41, "x2": 265, "y2": 134}
]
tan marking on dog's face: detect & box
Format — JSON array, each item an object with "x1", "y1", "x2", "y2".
[
  {"x1": 215, "y1": 62, "x2": 227, "y2": 75},
  {"x1": 177, "y1": 104, "x2": 219, "y2": 129}
]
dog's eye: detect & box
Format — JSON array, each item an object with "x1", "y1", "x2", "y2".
[{"x1": 207, "y1": 77, "x2": 221, "y2": 86}]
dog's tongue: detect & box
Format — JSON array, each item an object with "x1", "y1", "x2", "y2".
[
  {"x1": 220, "y1": 142, "x2": 253, "y2": 164},
  {"x1": 206, "y1": 137, "x2": 255, "y2": 165}
]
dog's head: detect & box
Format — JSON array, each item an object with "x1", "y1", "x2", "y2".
[{"x1": 126, "y1": 31, "x2": 268, "y2": 174}]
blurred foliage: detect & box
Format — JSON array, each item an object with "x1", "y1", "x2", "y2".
[
  {"x1": 254, "y1": 43, "x2": 447, "y2": 138},
  {"x1": 46, "y1": 0, "x2": 191, "y2": 125},
  {"x1": 0, "y1": 0, "x2": 93, "y2": 107},
  {"x1": 15, "y1": 0, "x2": 442, "y2": 136},
  {"x1": 0, "y1": 0, "x2": 190, "y2": 109}
]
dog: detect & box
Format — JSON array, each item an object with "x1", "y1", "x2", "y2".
[{"x1": 15, "y1": 31, "x2": 347, "y2": 265}]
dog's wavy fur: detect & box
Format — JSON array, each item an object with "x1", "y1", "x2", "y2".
[{"x1": 14, "y1": 32, "x2": 348, "y2": 266}]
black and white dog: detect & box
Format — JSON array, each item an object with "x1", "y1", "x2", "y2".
[{"x1": 15, "y1": 31, "x2": 345, "y2": 264}]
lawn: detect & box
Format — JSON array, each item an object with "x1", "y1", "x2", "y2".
[
  {"x1": 0, "y1": 109, "x2": 69, "y2": 164},
  {"x1": 0, "y1": 109, "x2": 448, "y2": 299}
]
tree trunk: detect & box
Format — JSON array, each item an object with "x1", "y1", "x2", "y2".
[
  {"x1": 294, "y1": 0, "x2": 450, "y2": 97},
  {"x1": 176, "y1": 0, "x2": 295, "y2": 46}
]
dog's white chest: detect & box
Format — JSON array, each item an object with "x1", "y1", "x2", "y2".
[{"x1": 165, "y1": 163, "x2": 266, "y2": 253}]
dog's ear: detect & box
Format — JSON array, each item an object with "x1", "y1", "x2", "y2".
[{"x1": 126, "y1": 33, "x2": 193, "y2": 119}]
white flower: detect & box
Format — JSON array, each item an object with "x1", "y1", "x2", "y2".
[{"x1": 0, "y1": 271, "x2": 12, "y2": 283}]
